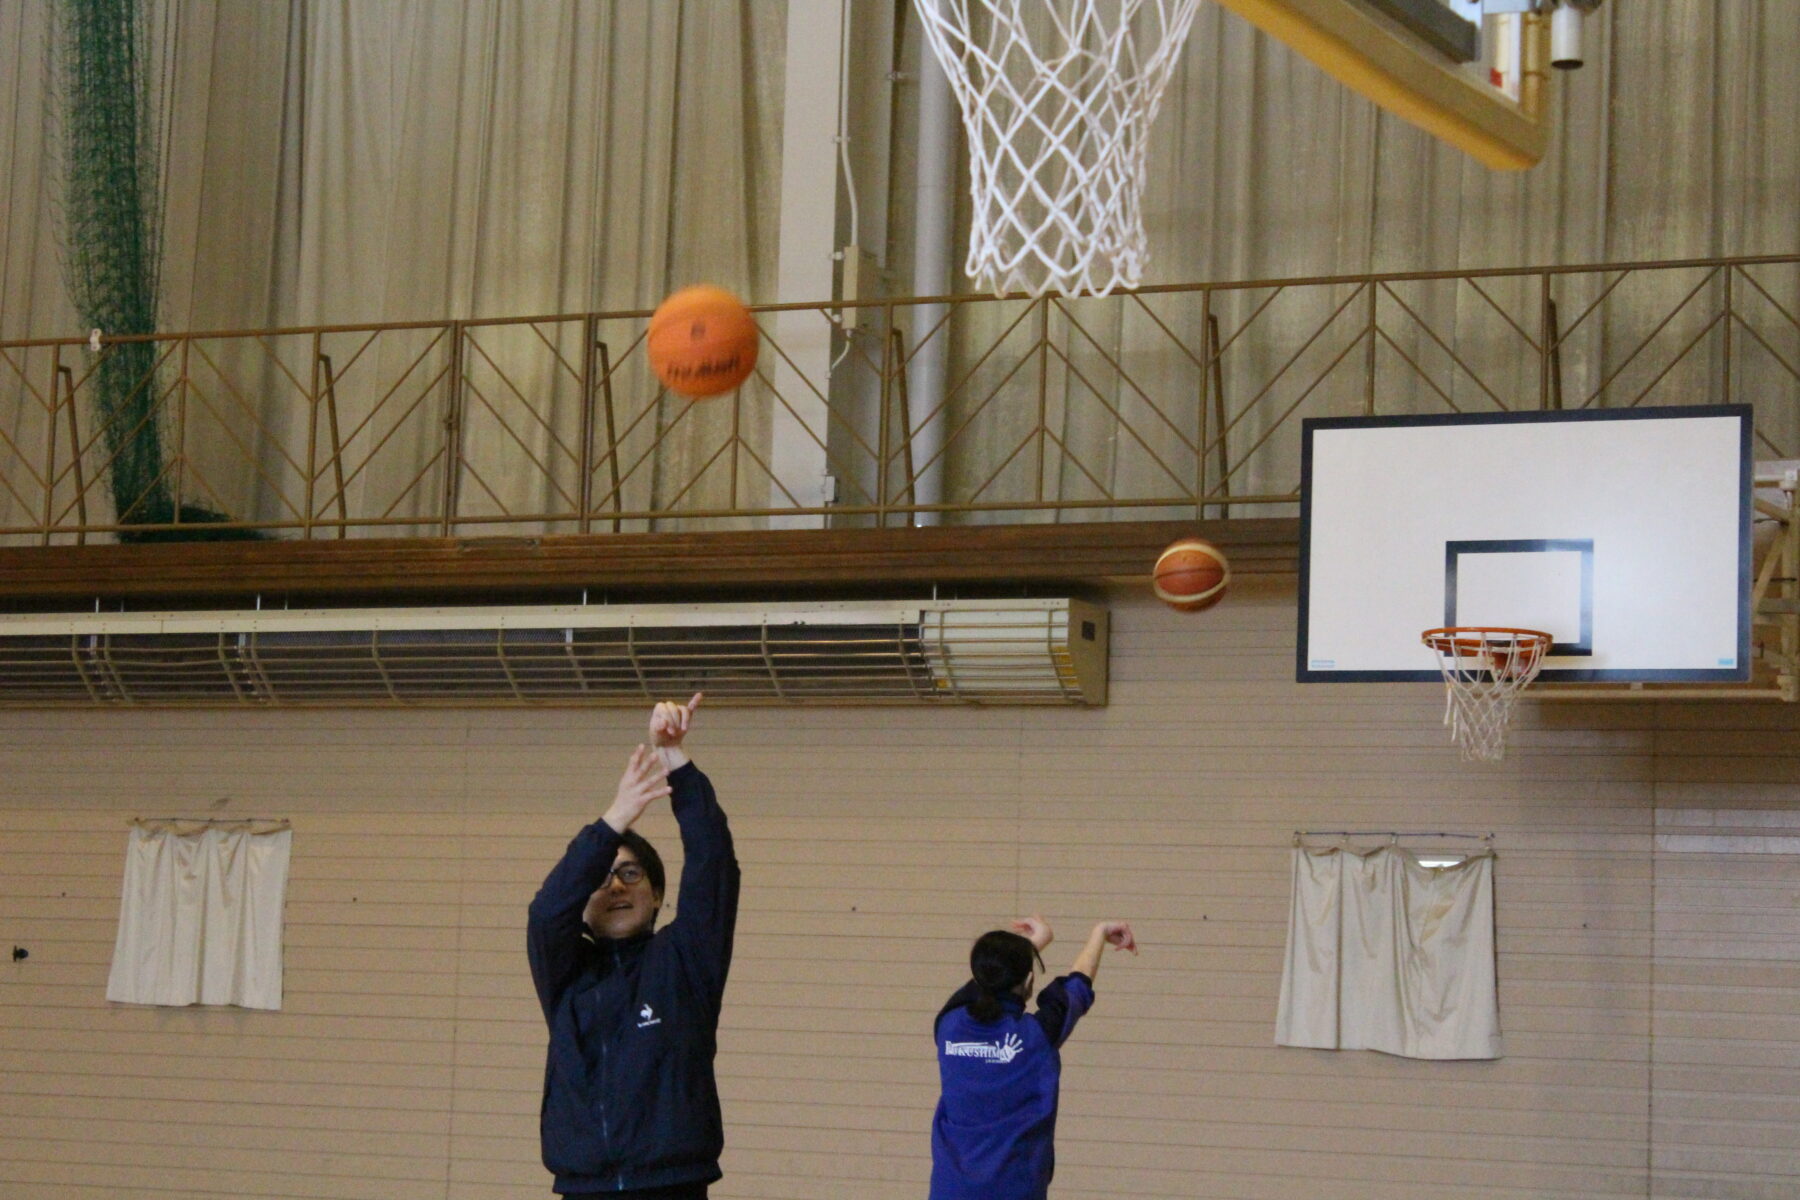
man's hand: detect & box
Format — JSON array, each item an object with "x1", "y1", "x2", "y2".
[
  {"x1": 649, "y1": 693, "x2": 702, "y2": 768},
  {"x1": 650, "y1": 692, "x2": 702, "y2": 747},
  {"x1": 602, "y1": 744, "x2": 671, "y2": 833},
  {"x1": 1098, "y1": 920, "x2": 1138, "y2": 954},
  {"x1": 1009, "y1": 913, "x2": 1053, "y2": 951}
]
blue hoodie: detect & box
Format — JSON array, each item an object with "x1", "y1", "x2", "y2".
[
  {"x1": 930, "y1": 972, "x2": 1095, "y2": 1200},
  {"x1": 527, "y1": 763, "x2": 739, "y2": 1196}
]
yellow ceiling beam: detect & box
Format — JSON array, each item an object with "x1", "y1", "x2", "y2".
[{"x1": 1210, "y1": 0, "x2": 1550, "y2": 170}]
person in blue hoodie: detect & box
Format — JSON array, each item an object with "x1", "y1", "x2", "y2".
[
  {"x1": 528, "y1": 694, "x2": 739, "y2": 1200},
  {"x1": 930, "y1": 913, "x2": 1138, "y2": 1200}
]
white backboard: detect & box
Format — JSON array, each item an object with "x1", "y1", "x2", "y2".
[{"x1": 1298, "y1": 406, "x2": 1752, "y2": 682}]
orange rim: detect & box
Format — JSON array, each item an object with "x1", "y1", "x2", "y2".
[{"x1": 1421, "y1": 626, "x2": 1553, "y2": 658}]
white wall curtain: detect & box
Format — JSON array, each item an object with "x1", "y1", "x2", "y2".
[
  {"x1": 105, "y1": 818, "x2": 293, "y2": 1011},
  {"x1": 1276, "y1": 845, "x2": 1501, "y2": 1060}
]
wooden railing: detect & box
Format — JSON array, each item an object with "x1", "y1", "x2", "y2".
[{"x1": 0, "y1": 254, "x2": 1794, "y2": 544}]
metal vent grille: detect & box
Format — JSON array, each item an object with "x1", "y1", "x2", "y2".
[{"x1": 0, "y1": 600, "x2": 1107, "y2": 707}]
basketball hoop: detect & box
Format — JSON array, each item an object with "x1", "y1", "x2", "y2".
[
  {"x1": 1421, "y1": 627, "x2": 1553, "y2": 762},
  {"x1": 914, "y1": 0, "x2": 1200, "y2": 297}
]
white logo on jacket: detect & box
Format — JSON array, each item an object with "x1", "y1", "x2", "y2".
[
  {"x1": 943, "y1": 1032, "x2": 1023, "y2": 1063},
  {"x1": 637, "y1": 1003, "x2": 662, "y2": 1028}
]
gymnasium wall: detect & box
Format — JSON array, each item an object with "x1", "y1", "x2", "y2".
[{"x1": 1, "y1": 580, "x2": 1796, "y2": 1199}]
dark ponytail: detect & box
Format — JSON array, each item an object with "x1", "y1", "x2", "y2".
[{"x1": 966, "y1": 930, "x2": 1035, "y2": 1023}]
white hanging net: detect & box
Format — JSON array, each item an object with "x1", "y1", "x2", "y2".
[
  {"x1": 914, "y1": 0, "x2": 1200, "y2": 297},
  {"x1": 1422, "y1": 627, "x2": 1553, "y2": 763}
]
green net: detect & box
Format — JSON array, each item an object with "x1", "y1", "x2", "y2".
[{"x1": 54, "y1": 0, "x2": 253, "y2": 540}]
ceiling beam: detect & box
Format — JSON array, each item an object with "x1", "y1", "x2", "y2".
[
  {"x1": 1211, "y1": 0, "x2": 1548, "y2": 170},
  {"x1": 0, "y1": 520, "x2": 1299, "y2": 604}
]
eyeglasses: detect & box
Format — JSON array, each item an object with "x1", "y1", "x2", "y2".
[{"x1": 602, "y1": 862, "x2": 647, "y2": 887}]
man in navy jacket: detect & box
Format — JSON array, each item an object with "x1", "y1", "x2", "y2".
[{"x1": 528, "y1": 694, "x2": 739, "y2": 1199}]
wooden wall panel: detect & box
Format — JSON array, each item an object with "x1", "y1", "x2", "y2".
[
  {"x1": 1, "y1": 579, "x2": 1795, "y2": 1198},
  {"x1": 1650, "y1": 806, "x2": 1800, "y2": 1200}
]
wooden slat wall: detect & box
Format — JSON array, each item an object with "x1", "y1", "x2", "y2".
[{"x1": 1, "y1": 579, "x2": 1796, "y2": 1199}]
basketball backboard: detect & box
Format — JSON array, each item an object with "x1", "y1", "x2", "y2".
[
  {"x1": 1298, "y1": 406, "x2": 1753, "y2": 683},
  {"x1": 1209, "y1": 0, "x2": 1553, "y2": 169}
]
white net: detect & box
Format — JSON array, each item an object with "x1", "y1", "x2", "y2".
[
  {"x1": 914, "y1": 0, "x2": 1200, "y2": 297},
  {"x1": 1422, "y1": 628, "x2": 1552, "y2": 763}
]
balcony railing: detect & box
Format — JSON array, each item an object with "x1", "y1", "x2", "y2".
[{"x1": 0, "y1": 254, "x2": 1795, "y2": 545}]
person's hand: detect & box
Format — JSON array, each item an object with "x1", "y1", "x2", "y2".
[
  {"x1": 1010, "y1": 913, "x2": 1053, "y2": 951},
  {"x1": 1098, "y1": 920, "x2": 1138, "y2": 954},
  {"x1": 602, "y1": 744, "x2": 671, "y2": 833},
  {"x1": 650, "y1": 693, "x2": 703, "y2": 749}
]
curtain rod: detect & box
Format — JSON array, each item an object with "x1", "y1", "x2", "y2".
[
  {"x1": 1296, "y1": 829, "x2": 1493, "y2": 841},
  {"x1": 130, "y1": 816, "x2": 291, "y2": 830}
]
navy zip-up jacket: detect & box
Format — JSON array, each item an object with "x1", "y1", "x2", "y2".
[
  {"x1": 527, "y1": 762, "x2": 740, "y2": 1195},
  {"x1": 929, "y1": 972, "x2": 1095, "y2": 1200}
]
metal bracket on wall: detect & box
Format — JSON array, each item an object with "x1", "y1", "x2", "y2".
[
  {"x1": 1537, "y1": 470, "x2": 1795, "y2": 704},
  {"x1": 1751, "y1": 470, "x2": 1800, "y2": 702}
]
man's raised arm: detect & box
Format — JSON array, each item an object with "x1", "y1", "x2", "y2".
[
  {"x1": 526, "y1": 744, "x2": 670, "y2": 1016},
  {"x1": 653, "y1": 695, "x2": 741, "y2": 999}
]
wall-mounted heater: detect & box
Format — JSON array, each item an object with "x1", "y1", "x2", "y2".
[{"x1": 0, "y1": 598, "x2": 1107, "y2": 707}]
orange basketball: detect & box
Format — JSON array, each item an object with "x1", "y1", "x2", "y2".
[
  {"x1": 646, "y1": 285, "x2": 759, "y2": 398},
  {"x1": 1153, "y1": 537, "x2": 1230, "y2": 612}
]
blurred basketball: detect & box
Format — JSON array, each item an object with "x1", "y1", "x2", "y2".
[
  {"x1": 647, "y1": 285, "x2": 758, "y2": 398},
  {"x1": 1153, "y1": 537, "x2": 1230, "y2": 611}
]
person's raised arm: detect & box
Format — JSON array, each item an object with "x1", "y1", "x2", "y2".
[
  {"x1": 1070, "y1": 920, "x2": 1137, "y2": 984},
  {"x1": 656, "y1": 696, "x2": 741, "y2": 1001},
  {"x1": 1010, "y1": 913, "x2": 1053, "y2": 955},
  {"x1": 649, "y1": 693, "x2": 698, "y2": 773},
  {"x1": 1033, "y1": 921, "x2": 1134, "y2": 1047},
  {"x1": 1023, "y1": 914, "x2": 1094, "y2": 1048},
  {"x1": 601, "y1": 742, "x2": 672, "y2": 834},
  {"x1": 527, "y1": 746, "x2": 670, "y2": 1016}
]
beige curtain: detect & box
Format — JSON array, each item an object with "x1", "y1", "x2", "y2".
[
  {"x1": 106, "y1": 819, "x2": 293, "y2": 1011},
  {"x1": 922, "y1": 2, "x2": 1800, "y2": 518},
  {"x1": 0, "y1": 3, "x2": 70, "y2": 340},
  {"x1": 1277, "y1": 845, "x2": 1502, "y2": 1061},
  {"x1": 0, "y1": 0, "x2": 787, "y2": 534},
  {"x1": 253, "y1": 1, "x2": 785, "y2": 533},
  {"x1": 7, "y1": 2, "x2": 1798, "y2": 533}
]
